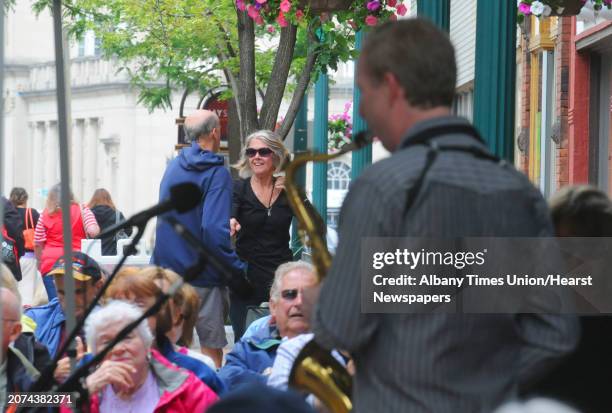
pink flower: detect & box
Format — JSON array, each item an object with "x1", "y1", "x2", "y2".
[
  {"x1": 296, "y1": 9, "x2": 304, "y2": 20},
  {"x1": 280, "y1": 0, "x2": 292, "y2": 13},
  {"x1": 247, "y1": 5, "x2": 260, "y2": 19},
  {"x1": 365, "y1": 15, "x2": 378, "y2": 26},
  {"x1": 344, "y1": 101, "x2": 352, "y2": 113},
  {"x1": 236, "y1": 0, "x2": 246, "y2": 11},
  {"x1": 518, "y1": 2, "x2": 531, "y2": 14},
  {"x1": 267, "y1": 25, "x2": 276, "y2": 33},
  {"x1": 255, "y1": 15, "x2": 264, "y2": 25},
  {"x1": 255, "y1": 0, "x2": 267, "y2": 3},
  {"x1": 389, "y1": 13, "x2": 397, "y2": 21},
  {"x1": 366, "y1": 0, "x2": 380, "y2": 11},
  {"x1": 387, "y1": 0, "x2": 397, "y2": 7},
  {"x1": 277, "y1": 11, "x2": 288, "y2": 27},
  {"x1": 396, "y1": 3, "x2": 407, "y2": 15}
]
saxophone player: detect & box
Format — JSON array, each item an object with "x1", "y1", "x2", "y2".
[{"x1": 311, "y1": 19, "x2": 578, "y2": 413}]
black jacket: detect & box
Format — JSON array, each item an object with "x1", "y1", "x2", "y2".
[
  {"x1": 2, "y1": 196, "x2": 25, "y2": 280},
  {"x1": 91, "y1": 205, "x2": 131, "y2": 255}
]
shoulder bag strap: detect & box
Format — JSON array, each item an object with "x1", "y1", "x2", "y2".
[
  {"x1": 25, "y1": 208, "x2": 33, "y2": 230},
  {"x1": 401, "y1": 124, "x2": 504, "y2": 218}
]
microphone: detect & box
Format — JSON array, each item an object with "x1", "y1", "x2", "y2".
[{"x1": 98, "y1": 182, "x2": 202, "y2": 238}]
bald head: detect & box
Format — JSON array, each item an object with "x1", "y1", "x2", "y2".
[
  {"x1": 1, "y1": 287, "x2": 20, "y2": 320},
  {"x1": 184, "y1": 110, "x2": 220, "y2": 149},
  {"x1": 2, "y1": 287, "x2": 22, "y2": 356}
]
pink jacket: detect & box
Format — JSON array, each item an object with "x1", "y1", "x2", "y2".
[{"x1": 62, "y1": 349, "x2": 218, "y2": 413}]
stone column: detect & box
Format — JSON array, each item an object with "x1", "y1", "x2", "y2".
[
  {"x1": 83, "y1": 118, "x2": 98, "y2": 198},
  {"x1": 71, "y1": 119, "x2": 84, "y2": 200},
  {"x1": 32, "y1": 122, "x2": 44, "y2": 204}
]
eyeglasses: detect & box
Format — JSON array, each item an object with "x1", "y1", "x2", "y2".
[
  {"x1": 245, "y1": 147, "x2": 273, "y2": 158},
  {"x1": 281, "y1": 289, "x2": 299, "y2": 301}
]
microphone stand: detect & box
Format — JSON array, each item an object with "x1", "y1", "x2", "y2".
[
  {"x1": 22, "y1": 221, "x2": 147, "y2": 409},
  {"x1": 22, "y1": 215, "x2": 241, "y2": 412}
]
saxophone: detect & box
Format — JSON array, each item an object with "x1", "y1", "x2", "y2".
[{"x1": 284, "y1": 131, "x2": 372, "y2": 413}]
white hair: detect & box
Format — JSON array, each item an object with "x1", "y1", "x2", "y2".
[
  {"x1": 269, "y1": 261, "x2": 315, "y2": 302},
  {"x1": 85, "y1": 300, "x2": 153, "y2": 354},
  {"x1": 494, "y1": 399, "x2": 582, "y2": 413},
  {"x1": 0, "y1": 264, "x2": 21, "y2": 311}
]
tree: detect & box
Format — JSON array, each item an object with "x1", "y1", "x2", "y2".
[{"x1": 30, "y1": 0, "x2": 405, "y2": 141}]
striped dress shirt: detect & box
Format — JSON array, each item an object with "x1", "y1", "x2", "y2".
[{"x1": 313, "y1": 116, "x2": 579, "y2": 413}]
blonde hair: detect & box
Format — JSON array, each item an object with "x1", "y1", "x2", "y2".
[{"x1": 233, "y1": 130, "x2": 290, "y2": 178}]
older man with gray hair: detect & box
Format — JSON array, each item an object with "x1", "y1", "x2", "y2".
[
  {"x1": 1, "y1": 287, "x2": 41, "y2": 406},
  {"x1": 152, "y1": 109, "x2": 246, "y2": 368},
  {"x1": 219, "y1": 261, "x2": 317, "y2": 390}
]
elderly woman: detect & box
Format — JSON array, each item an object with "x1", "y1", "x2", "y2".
[
  {"x1": 34, "y1": 183, "x2": 99, "y2": 300},
  {"x1": 229, "y1": 129, "x2": 294, "y2": 340},
  {"x1": 105, "y1": 266, "x2": 226, "y2": 395},
  {"x1": 76, "y1": 300, "x2": 218, "y2": 413}
]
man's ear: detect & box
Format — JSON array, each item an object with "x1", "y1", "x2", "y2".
[
  {"x1": 268, "y1": 299, "x2": 277, "y2": 325},
  {"x1": 9, "y1": 321, "x2": 22, "y2": 343},
  {"x1": 383, "y1": 72, "x2": 405, "y2": 103}
]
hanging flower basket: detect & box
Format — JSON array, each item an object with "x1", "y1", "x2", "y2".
[
  {"x1": 518, "y1": 0, "x2": 611, "y2": 21},
  {"x1": 299, "y1": 0, "x2": 354, "y2": 13}
]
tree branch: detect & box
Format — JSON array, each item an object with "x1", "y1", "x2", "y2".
[
  {"x1": 277, "y1": 32, "x2": 320, "y2": 140},
  {"x1": 258, "y1": 23, "x2": 298, "y2": 131}
]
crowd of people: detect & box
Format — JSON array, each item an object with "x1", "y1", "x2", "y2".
[{"x1": 2, "y1": 17, "x2": 612, "y2": 413}]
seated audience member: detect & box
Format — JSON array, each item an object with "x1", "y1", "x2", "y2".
[
  {"x1": 173, "y1": 280, "x2": 215, "y2": 369},
  {"x1": 219, "y1": 261, "x2": 316, "y2": 390},
  {"x1": 105, "y1": 266, "x2": 225, "y2": 394},
  {"x1": 207, "y1": 383, "x2": 315, "y2": 413},
  {"x1": 1, "y1": 288, "x2": 40, "y2": 402},
  {"x1": 24, "y1": 252, "x2": 103, "y2": 382},
  {"x1": 72, "y1": 300, "x2": 217, "y2": 413},
  {"x1": 1, "y1": 264, "x2": 52, "y2": 375},
  {"x1": 523, "y1": 185, "x2": 612, "y2": 413}
]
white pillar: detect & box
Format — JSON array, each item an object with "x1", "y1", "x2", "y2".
[
  {"x1": 32, "y1": 122, "x2": 44, "y2": 207},
  {"x1": 71, "y1": 119, "x2": 84, "y2": 200},
  {"x1": 42, "y1": 121, "x2": 53, "y2": 191},
  {"x1": 84, "y1": 118, "x2": 98, "y2": 199}
]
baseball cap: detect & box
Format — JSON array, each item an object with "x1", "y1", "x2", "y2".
[{"x1": 48, "y1": 252, "x2": 102, "y2": 282}]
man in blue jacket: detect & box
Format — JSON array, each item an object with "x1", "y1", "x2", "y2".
[
  {"x1": 152, "y1": 109, "x2": 246, "y2": 368},
  {"x1": 219, "y1": 261, "x2": 316, "y2": 390}
]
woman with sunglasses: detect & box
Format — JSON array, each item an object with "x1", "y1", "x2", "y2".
[{"x1": 230, "y1": 130, "x2": 293, "y2": 340}]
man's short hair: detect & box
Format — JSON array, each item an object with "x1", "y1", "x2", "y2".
[
  {"x1": 269, "y1": 261, "x2": 315, "y2": 302},
  {"x1": 549, "y1": 185, "x2": 612, "y2": 237},
  {"x1": 361, "y1": 18, "x2": 457, "y2": 109},
  {"x1": 184, "y1": 114, "x2": 220, "y2": 144}
]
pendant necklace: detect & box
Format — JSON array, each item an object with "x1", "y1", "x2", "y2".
[{"x1": 266, "y1": 180, "x2": 275, "y2": 217}]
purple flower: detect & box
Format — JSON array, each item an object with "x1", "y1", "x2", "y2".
[
  {"x1": 366, "y1": 0, "x2": 380, "y2": 11},
  {"x1": 518, "y1": 2, "x2": 531, "y2": 14}
]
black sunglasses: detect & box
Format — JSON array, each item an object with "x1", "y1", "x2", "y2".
[
  {"x1": 281, "y1": 289, "x2": 299, "y2": 301},
  {"x1": 245, "y1": 147, "x2": 274, "y2": 158}
]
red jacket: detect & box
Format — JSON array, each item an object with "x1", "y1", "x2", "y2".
[{"x1": 62, "y1": 349, "x2": 218, "y2": 413}]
